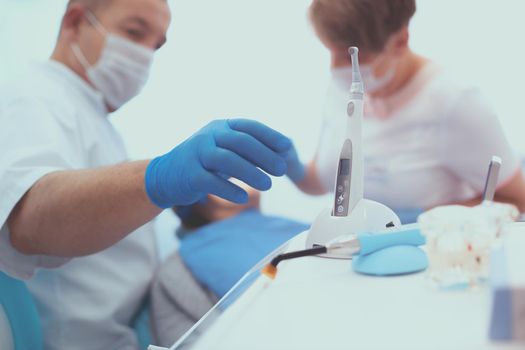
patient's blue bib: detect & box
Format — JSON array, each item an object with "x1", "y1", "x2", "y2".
[{"x1": 179, "y1": 210, "x2": 309, "y2": 298}]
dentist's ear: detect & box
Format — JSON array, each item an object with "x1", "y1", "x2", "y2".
[
  {"x1": 388, "y1": 26, "x2": 410, "y2": 56},
  {"x1": 60, "y1": 4, "x2": 87, "y2": 42}
]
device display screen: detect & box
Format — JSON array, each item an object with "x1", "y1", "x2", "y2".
[{"x1": 339, "y1": 159, "x2": 351, "y2": 175}]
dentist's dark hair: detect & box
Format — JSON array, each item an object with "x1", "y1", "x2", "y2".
[
  {"x1": 67, "y1": 0, "x2": 113, "y2": 11},
  {"x1": 309, "y1": 0, "x2": 416, "y2": 53}
]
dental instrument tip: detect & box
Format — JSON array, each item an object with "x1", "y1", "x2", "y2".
[
  {"x1": 348, "y1": 46, "x2": 363, "y2": 87},
  {"x1": 261, "y1": 264, "x2": 277, "y2": 280},
  {"x1": 261, "y1": 246, "x2": 328, "y2": 280},
  {"x1": 491, "y1": 155, "x2": 502, "y2": 163},
  {"x1": 482, "y1": 155, "x2": 502, "y2": 203},
  {"x1": 349, "y1": 46, "x2": 358, "y2": 55}
]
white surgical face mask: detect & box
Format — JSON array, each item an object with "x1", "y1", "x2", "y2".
[
  {"x1": 331, "y1": 66, "x2": 353, "y2": 92},
  {"x1": 71, "y1": 11, "x2": 155, "y2": 109},
  {"x1": 331, "y1": 57, "x2": 396, "y2": 94}
]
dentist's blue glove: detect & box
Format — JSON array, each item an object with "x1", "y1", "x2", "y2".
[
  {"x1": 284, "y1": 142, "x2": 306, "y2": 183},
  {"x1": 145, "y1": 119, "x2": 292, "y2": 208}
]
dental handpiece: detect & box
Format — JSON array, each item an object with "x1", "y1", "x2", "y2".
[
  {"x1": 333, "y1": 47, "x2": 365, "y2": 217},
  {"x1": 482, "y1": 156, "x2": 502, "y2": 204},
  {"x1": 327, "y1": 228, "x2": 425, "y2": 256},
  {"x1": 262, "y1": 228, "x2": 426, "y2": 278}
]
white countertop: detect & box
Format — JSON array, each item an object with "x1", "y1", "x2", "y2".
[{"x1": 187, "y1": 226, "x2": 525, "y2": 350}]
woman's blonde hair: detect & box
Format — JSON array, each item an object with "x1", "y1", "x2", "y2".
[{"x1": 309, "y1": 0, "x2": 416, "y2": 53}]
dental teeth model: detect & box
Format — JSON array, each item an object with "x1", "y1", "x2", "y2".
[{"x1": 418, "y1": 203, "x2": 518, "y2": 288}]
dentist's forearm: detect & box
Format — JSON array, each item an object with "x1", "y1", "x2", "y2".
[
  {"x1": 7, "y1": 119, "x2": 293, "y2": 257},
  {"x1": 7, "y1": 161, "x2": 162, "y2": 257}
]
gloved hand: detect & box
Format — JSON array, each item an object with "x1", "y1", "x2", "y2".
[
  {"x1": 145, "y1": 119, "x2": 292, "y2": 208},
  {"x1": 284, "y1": 142, "x2": 306, "y2": 183}
]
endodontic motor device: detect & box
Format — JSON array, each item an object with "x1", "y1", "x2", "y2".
[{"x1": 305, "y1": 47, "x2": 402, "y2": 258}]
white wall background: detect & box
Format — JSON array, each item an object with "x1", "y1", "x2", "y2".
[{"x1": 1, "y1": 0, "x2": 525, "y2": 224}]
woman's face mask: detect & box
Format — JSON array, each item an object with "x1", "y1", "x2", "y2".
[
  {"x1": 71, "y1": 10, "x2": 155, "y2": 110},
  {"x1": 331, "y1": 52, "x2": 396, "y2": 94}
]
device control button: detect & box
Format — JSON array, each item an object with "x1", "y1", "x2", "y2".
[
  {"x1": 337, "y1": 205, "x2": 344, "y2": 213},
  {"x1": 337, "y1": 185, "x2": 344, "y2": 193},
  {"x1": 347, "y1": 102, "x2": 355, "y2": 117}
]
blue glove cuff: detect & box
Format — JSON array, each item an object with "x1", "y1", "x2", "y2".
[
  {"x1": 145, "y1": 156, "x2": 172, "y2": 209},
  {"x1": 287, "y1": 161, "x2": 306, "y2": 183},
  {"x1": 284, "y1": 144, "x2": 306, "y2": 183}
]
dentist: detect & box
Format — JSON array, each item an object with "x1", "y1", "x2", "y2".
[{"x1": 0, "y1": 0, "x2": 291, "y2": 348}]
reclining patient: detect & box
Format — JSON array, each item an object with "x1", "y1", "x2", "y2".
[
  {"x1": 151, "y1": 0, "x2": 525, "y2": 346},
  {"x1": 151, "y1": 184, "x2": 309, "y2": 346}
]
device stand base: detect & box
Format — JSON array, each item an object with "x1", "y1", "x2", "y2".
[{"x1": 305, "y1": 199, "x2": 401, "y2": 259}]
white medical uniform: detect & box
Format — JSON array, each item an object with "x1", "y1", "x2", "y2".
[
  {"x1": 0, "y1": 61, "x2": 158, "y2": 349},
  {"x1": 316, "y1": 62, "x2": 519, "y2": 209}
]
